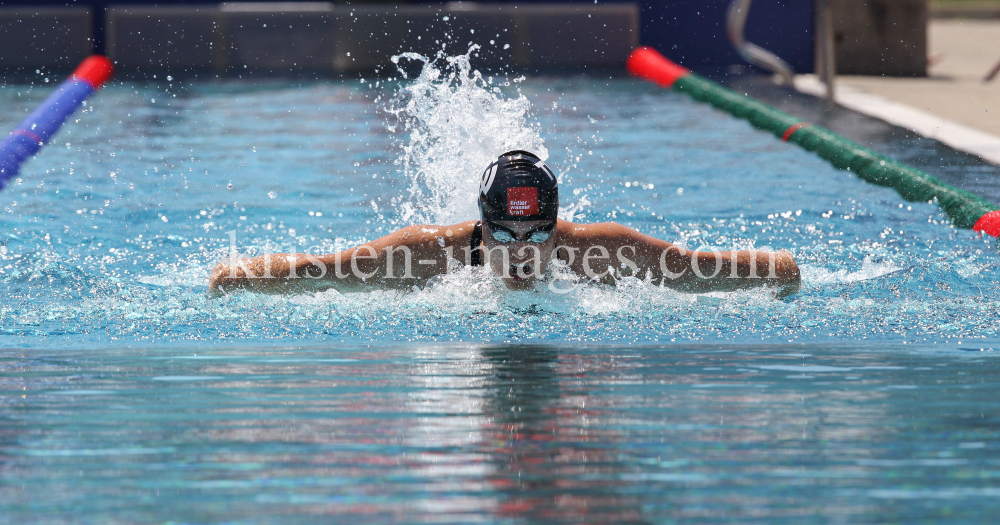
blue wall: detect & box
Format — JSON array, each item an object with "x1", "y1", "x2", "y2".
[
  {"x1": 442, "y1": 0, "x2": 813, "y2": 73},
  {"x1": 0, "y1": 0, "x2": 814, "y2": 73},
  {"x1": 640, "y1": 0, "x2": 813, "y2": 73}
]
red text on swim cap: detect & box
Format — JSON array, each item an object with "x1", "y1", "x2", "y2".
[{"x1": 507, "y1": 187, "x2": 539, "y2": 216}]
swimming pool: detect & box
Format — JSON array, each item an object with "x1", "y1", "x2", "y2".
[{"x1": 2, "y1": 53, "x2": 999, "y2": 522}]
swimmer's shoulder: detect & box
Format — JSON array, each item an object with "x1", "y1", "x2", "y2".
[
  {"x1": 554, "y1": 220, "x2": 636, "y2": 243},
  {"x1": 417, "y1": 220, "x2": 479, "y2": 248},
  {"x1": 446, "y1": 220, "x2": 479, "y2": 239},
  {"x1": 367, "y1": 221, "x2": 478, "y2": 251}
]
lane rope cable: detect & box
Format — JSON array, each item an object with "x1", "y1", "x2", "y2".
[
  {"x1": 627, "y1": 46, "x2": 1000, "y2": 239},
  {"x1": 0, "y1": 55, "x2": 114, "y2": 191}
]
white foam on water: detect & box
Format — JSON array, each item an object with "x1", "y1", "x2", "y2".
[
  {"x1": 387, "y1": 47, "x2": 548, "y2": 226},
  {"x1": 801, "y1": 256, "x2": 904, "y2": 286},
  {"x1": 276, "y1": 257, "x2": 784, "y2": 329}
]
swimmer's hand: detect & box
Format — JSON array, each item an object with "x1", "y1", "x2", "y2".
[
  {"x1": 771, "y1": 250, "x2": 801, "y2": 299},
  {"x1": 208, "y1": 261, "x2": 239, "y2": 296}
]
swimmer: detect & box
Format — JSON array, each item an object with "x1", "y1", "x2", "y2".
[{"x1": 209, "y1": 150, "x2": 800, "y2": 296}]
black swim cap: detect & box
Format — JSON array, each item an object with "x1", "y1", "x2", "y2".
[{"x1": 478, "y1": 150, "x2": 558, "y2": 222}]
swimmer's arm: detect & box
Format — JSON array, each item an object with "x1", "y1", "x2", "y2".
[
  {"x1": 208, "y1": 222, "x2": 476, "y2": 294},
  {"x1": 668, "y1": 248, "x2": 801, "y2": 297},
  {"x1": 567, "y1": 223, "x2": 801, "y2": 296}
]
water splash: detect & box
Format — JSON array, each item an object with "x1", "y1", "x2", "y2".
[
  {"x1": 387, "y1": 47, "x2": 547, "y2": 226},
  {"x1": 801, "y1": 256, "x2": 905, "y2": 286}
]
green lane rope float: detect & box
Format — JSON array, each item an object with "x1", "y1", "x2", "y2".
[{"x1": 627, "y1": 46, "x2": 1000, "y2": 237}]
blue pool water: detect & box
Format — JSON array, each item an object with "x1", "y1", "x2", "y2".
[{"x1": 2, "y1": 54, "x2": 999, "y2": 522}]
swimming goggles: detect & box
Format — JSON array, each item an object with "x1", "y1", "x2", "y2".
[{"x1": 484, "y1": 220, "x2": 555, "y2": 244}]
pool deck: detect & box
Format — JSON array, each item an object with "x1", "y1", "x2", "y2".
[{"x1": 797, "y1": 19, "x2": 1000, "y2": 165}]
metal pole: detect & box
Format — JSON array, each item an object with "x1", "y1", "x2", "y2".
[{"x1": 818, "y1": 0, "x2": 836, "y2": 106}]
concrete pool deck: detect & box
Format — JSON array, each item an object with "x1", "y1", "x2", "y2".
[{"x1": 796, "y1": 19, "x2": 1000, "y2": 165}]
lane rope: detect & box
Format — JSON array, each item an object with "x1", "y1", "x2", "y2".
[
  {"x1": 627, "y1": 46, "x2": 1000, "y2": 238},
  {"x1": 0, "y1": 55, "x2": 114, "y2": 191}
]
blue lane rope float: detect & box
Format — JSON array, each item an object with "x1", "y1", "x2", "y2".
[
  {"x1": 627, "y1": 46, "x2": 1000, "y2": 238},
  {"x1": 0, "y1": 55, "x2": 114, "y2": 191}
]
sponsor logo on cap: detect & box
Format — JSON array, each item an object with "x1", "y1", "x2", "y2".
[{"x1": 507, "y1": 187, "x2": 539, "y2": 216}]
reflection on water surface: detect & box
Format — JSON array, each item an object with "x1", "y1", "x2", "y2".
[{"x1": 2, "y1": 343, "x2": 999, "y2": 523}]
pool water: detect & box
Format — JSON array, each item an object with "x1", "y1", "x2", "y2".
[
  {"x1": 4, "y1": 343, "x2": 1000, "y2": 524},
  {"x1": 1, "y1": 52, "x2": 999, "y2": 522}
]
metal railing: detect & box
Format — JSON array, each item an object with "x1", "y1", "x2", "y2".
[
  {"x1": 815, "y1": 0, "x2": 837, "y2": 105},
  {"x1": 727, "y1": 0, "x2": 837, "y2": 105},
  {"x1": 725, "y1": 0, "x2": 795, "y2": 85}
]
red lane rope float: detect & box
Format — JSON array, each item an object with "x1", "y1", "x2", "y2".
[
  {"x1": 781, "y1": 122, "x2": 809, "y2": 142},
  {"x1": 72, "y1": 55, "x2": 115, "y2": 89},
  {"x1": 626, "y1": 46, "x2": 690, "y2": 88},
  {"x1": 627, "y1": 46, "x2": 1000, "y2": 238},
  {"x1": 973, "y1": 210, "x2": 1000, "y2": 238},
  {"x1": 0, "y1": 55, "x2": 114, "y2": 190}
]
